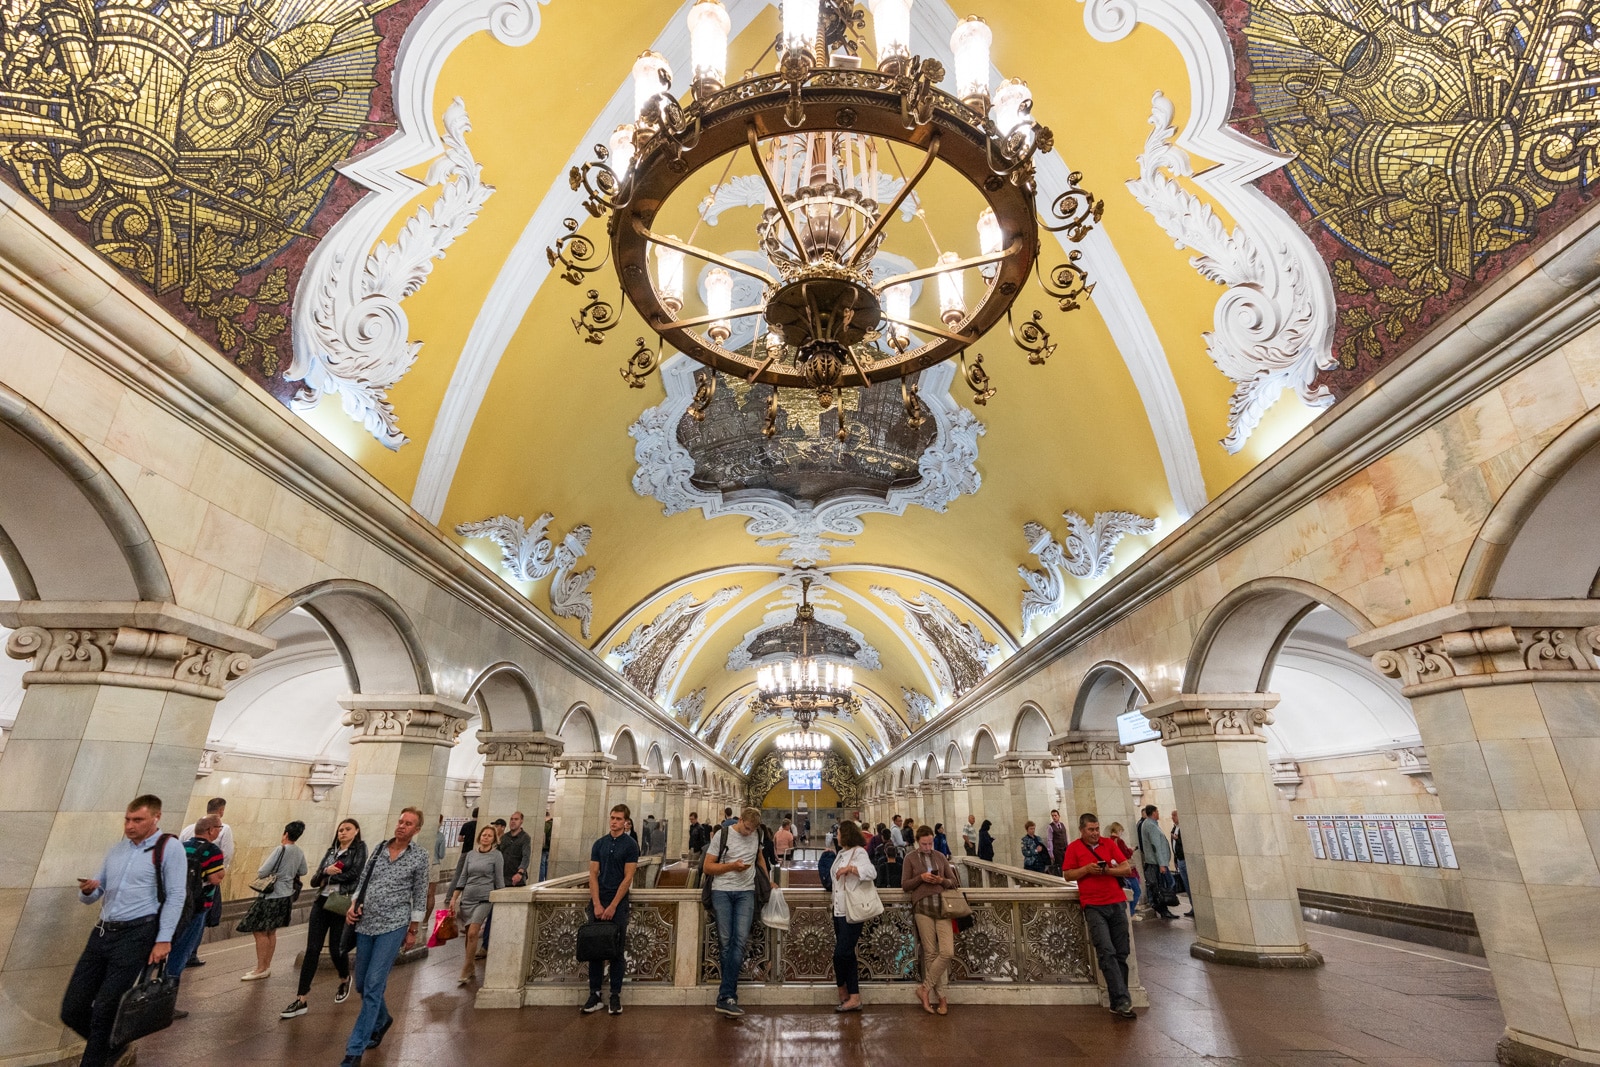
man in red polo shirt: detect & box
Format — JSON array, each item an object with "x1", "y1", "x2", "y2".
[{"x1": 1062, "y1": 812, "x2": 1138, "y2": 1019}]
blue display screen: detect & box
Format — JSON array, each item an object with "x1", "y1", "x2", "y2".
[{"x1": 788, "y1": 768, "x2": 822, "y2": 790}]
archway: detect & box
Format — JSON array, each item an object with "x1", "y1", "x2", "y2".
[
  {"x1": 1185, "y1": 578, "x2": 1372, "y2": 695},
  {"x1": 254, "y1": 580, "x2": 432, "y2": 695},
  {"x1": 1009, "y1": 703, "x2": 1052, "y2": 751},
  {"x1": 467, "y1": 663, "x2": 541, "y2": 734}
]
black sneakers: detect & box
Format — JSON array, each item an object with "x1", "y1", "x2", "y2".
[
  {"x1": 581, "y1": 992, "x2": 605, "y2": 1014},
  {"x1": 279, "y1": 999, "x2": 308, "y2": 1019},
  {"x1": 1111, "y1": 1002, "x2": 1137, "y2": 1019},
  {"x1": 715, "y1": 998, "x2": 744, "y2": 1017},
  {"x1": 608, "y1": 994, "x2": 622, "y2": 1015}
]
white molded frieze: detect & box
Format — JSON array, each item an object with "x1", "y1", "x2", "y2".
[
  {"x1": 871, "y1": 587, "x2": 1001, "y2": 699},
  {"x1": 902, "y1": 687, "x2": 937, "y2": 726},
  {"x1": 611, "y1": 587, "x2": 742, "y2": 700},
  {"x1": 1020, "y1": 509, "x2": 1160, "y2": 632},
  {"x1": 455, "y1": 513, "x2": 596, "y2": 637}
]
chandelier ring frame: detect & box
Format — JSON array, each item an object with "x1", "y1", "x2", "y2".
[{"x1": 610, "y1": 70, "x2": 1040, "y2": 391}]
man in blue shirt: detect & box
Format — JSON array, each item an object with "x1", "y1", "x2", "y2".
[
  {"x1": 63, "y1": 794, "x2": 188, "y2": 1067},
  {"x1": 581, "y1": 804, "x2": 638, "y2": 1017}
]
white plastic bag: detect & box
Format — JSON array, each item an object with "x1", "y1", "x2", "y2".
[{"x1": 761, "y1": 886, "x2": 790, "y2": 931}]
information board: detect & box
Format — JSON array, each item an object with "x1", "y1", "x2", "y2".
[{"x1": 1294, "y1": 813, "x2": 1455, "y2": 870}]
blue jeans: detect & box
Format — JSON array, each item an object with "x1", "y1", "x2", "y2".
[
  {"x1": 710, "y1": 890, "x2": 756, "y2": 1004},
  {"x1": 1123, "y1": 876, "x2": 1142, "y2": 917},
  {"x1": 166, "y1": 912, "x2": 207, "y2": 980},
  {"x1": 344, "y1": 925, "x2": 407, "y2": 1057}
]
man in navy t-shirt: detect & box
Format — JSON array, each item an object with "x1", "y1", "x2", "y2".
[
  {"x1": 582, "y1": 804, "x2": 638, "y2": 1017},
  {"x1": 1062, "y1": 812, "x2": 1138, "y2": 1019}
]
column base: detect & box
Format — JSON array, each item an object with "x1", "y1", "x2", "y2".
[
  {"x1": 1497, "y1": 1032, "x2": 1600, "y2": 1066},
  {"x1": 1190, "y1": 940, "x2": 1324, "y2": 968}
]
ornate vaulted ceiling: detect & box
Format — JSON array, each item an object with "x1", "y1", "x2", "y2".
[{"x1": 4, "y1": 0, "x2": 1577, "y2": 767}]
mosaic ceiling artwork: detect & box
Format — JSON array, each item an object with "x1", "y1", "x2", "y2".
[
  {"x1": 0, "y1": 0, "x2": 419, "y2": 392},
  {"x1": 1230, "y1": 0, "x2": 1600, "y2": 390}
]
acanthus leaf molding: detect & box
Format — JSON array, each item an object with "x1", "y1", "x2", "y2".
[
  {"x1": 1020, "y1": 509, "x2": 1160, "y2": 632},
  {"x1": 455, "y1": 512, "x2": 595, "y2": 637}
]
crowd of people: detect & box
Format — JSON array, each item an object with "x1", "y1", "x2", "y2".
[{"x1": 64, "y1": 790, "x2": 1193, "y2": 1065}]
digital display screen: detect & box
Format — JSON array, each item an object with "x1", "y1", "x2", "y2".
[{"x1": 788, "y1": 769, "x2": 822, "y2": 791}]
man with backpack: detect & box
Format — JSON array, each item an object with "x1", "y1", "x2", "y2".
[
  {"x1": 703, "y1": 807, "x2": 768, "y2": 1017},
  {"x1": 165, "y1": 815, "x2": 227, "y2": 1013},
  {"x1": 64, "y1": 794, "x2": 189, "y2": 1067}
]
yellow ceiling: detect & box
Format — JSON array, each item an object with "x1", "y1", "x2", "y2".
[{"x1": 302, "y1": 1, "x2": 1321, "y2": 763}]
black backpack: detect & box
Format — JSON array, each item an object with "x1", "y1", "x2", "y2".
[
  {"x1": 818, "y1": 849, "x2": 836, "y2": 891},
  {"x1": 153, "y1": 833, "x2": 201, "y2": 934}
]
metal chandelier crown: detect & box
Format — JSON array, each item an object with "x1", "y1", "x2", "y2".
[{"x1": 548, "y1": 0, "x2": 1104, "y2": 433}]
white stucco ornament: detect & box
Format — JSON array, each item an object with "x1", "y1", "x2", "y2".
[
  {"x1": 455, "y1": 512, "x2": 595, "y2": 636},
  {"x1": 1020, "y1": 509, "x2": 1160, "y2": 632}
]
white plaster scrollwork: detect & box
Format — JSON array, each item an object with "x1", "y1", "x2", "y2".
[
  {"x1": 725, "y1": 578, "x2": 882, "y2": 672},
  {"x1": 902, "y1": 687, "x2": 937, "y2": 726},
  {"x1": 631, "y1": 358, "x2": 984, "y2": 566},
  {"x1": 196, "y1": 745, "x2": 232, "y2": 779},
  {"x1": 1370, "y1": 624, "x2": 1600, "y2": 691},
  {"x1": 1020, "y1": 510, "x2": 1160, "y2": 632},
  {"x1": 870, "y1": 587, "x2": 1001, "y2": 698},
  {"x1": 289, "y1": 98, "x2": 495, "y2": 449},
  {"x1": 672, "y1": 688, "x2": 707, "y2": 726},
  {"x1": 5, "y1": 625, "x2": 254, "y2": 699},
  {"x1": 1127, "y1": 91, "x2": 1334, "y2": 453},
  {"x1": 1386, "y1": 746, "x2": 1437, "y2": 796},
  {"x1": 611, "y1": 587, "x2": 742, "y2": 700},
  {"x1": 455, "y1": 513, "x2": 595, "y2": 637}
]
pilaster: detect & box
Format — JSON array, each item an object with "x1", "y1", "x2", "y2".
[
  {"x1": 962, "y1": 764, "x2": 1010, "y2": 852},
  {"x1": 337, "y1": 693, "x2": 472, "y2": 864},
  {"x1": 548, "y1": 753, "x2": 614, "y2": 877},
  {"x1": 663, "y1": 780, "x2": 690, "y2": 857},
  {"x1": 999, "y1": 751, "x2": 1059, "y2": 858},
  {"x1": 1051, "y1": 730, "x2": 1135, "y2": 839},
  {"x1": 478, "y1": 731, "x2": 561, "y2": 830}
]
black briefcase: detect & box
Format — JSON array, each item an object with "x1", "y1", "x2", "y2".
[
  {"x1": 110, "y1": 964, "x2": 179, "y2": 1047},
  {"x1": 575, "y1": 920, "x2": 625, "y2": 962}
]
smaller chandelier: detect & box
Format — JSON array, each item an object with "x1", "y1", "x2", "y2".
[
  {"x1": 779, "y1": 731, "x2": 830, "y2": 771},
  {"x1": 755, "y1": 576, "x2": 857, "y2": 730}
]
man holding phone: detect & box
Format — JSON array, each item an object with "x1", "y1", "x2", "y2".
[{"x1": 1062, "y1": 812, "x2": 1138, "y2": 1019}]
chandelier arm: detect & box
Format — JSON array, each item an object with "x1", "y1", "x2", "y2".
[
  {"x1": 844, "y1": 131, "x2": 941, "y2": 269},
  {"x1": 873, "y1": 241, "x2": 1020, "y2": 291},
  {"x1": 635, "y1": 221, "x2": 775, "y2": 283},
  {"x1": 878, "y1": 312, "x2": 973, "y2": 345},
  {"x1": 846, "y1": 344, "x2": 875, "y2": 387},
  {"x1": 660, "y1": 304, "x2": 767, "y2": 332},
  {"x1": 746, "y1": 123, "x2": 808, "y2": 260}
]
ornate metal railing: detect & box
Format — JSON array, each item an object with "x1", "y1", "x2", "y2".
[{"x1": 479, "y1": 866, "x2": 1139, "y2": 1008}]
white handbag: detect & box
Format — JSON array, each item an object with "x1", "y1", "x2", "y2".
[{"x1": 838, "y1": 848, "x2": 884, "y2": 924}]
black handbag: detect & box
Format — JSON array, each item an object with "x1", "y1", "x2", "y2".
[
  {"x1": 575, "y1": 920, "x2": 626, "y2": 962},
  {"x1": 110, "y1": 964, "x2": 178, "y2": 1047}
]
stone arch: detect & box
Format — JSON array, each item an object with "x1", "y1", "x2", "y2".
[
  {"x1": 923, "y1": 753, "x2": 939, "y2": 778},
  {"x1": 668, "y1": 754, "x2": 684, "y2": 780},
  {"x1": 944, "y1": 740, "x2": 964, "y2": 771},
  {"x1": 254, "y1": 580, "x2": 431, "y2": 695},
  {"x1": 1071, "y1": 661, "x2": 1152, "y2": 732},
  {"x1": 1456, "y1": 405, "x2": 1600, "y2": 599},
  {"x1": 1185, "y1": 578, "x2": 1373, "y2": 695},
  {"x1": 609, "y1": 727, "x2": 640, "y2": 766},
  {"x1": 0, "y1": 382, "x2": 170, "y2": 601},
  {"x1": 970, "y1": 726, "x2": 1000, "y2": 765},
  {"x1": 465, "y1": 662, "x2": 540, "y2": 733},
  {"x1": 908, "y1": 763, "x2": 922, "y2": 785},
  {"x1": 557, "y1": 703, "x2": 602, "y2": 752},
  {"x1": 1009, "y1": 702, "x2": 1053, "y2": 751},
  {"x1": 645, "y1": 743, "x2": 665, "y2": 775}
]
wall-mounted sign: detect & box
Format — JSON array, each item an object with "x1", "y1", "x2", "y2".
[
  {"x1": 1294, "y1": 814, "x2": 1457, "y2": 870},
  {"x1": 1116, "y1": 709, "x2": 1161, "y2": 746}
]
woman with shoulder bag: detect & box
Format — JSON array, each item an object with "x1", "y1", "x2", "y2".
[
  {"x1": 449, "y1": 825, "x2": 506, "y2": 987},
  {"x1": 829, "y1": 820, "x2": 877, "y2": 1013},
  {"x1": 903, "y1": 824, "x2": 959, "y2": 1015},
  {"x1": 238, "y1": 821, "x2": 309, "y2": 981},
  {"x1": 282, "y1": 819, "x2": 366, "y2": 1018}
]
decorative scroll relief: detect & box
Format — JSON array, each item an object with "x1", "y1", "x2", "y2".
[
  {"x1": 902, "y1": 687, "x2": 937, "y2": 726},
  {"x1": 1051, "y1": 734, "x2": 1132, "y2": 764},
  {"x1": 5, "y1": 626, "x2": 252, "y2": 700},
  {"x1": 1386, "y1": 747, "x2": 1437, "y2": 796},
  {"x1": 289, "y1": 98, "x2": 494, "y2": 449},
  {"x1": 871, "y1": 587, "x2": 1001, "y2": 699},
  {"x1": 307, "y1": 761, "x2": 346, "y2": 804},
  {"x1": 1371, "y1": 625, "x2": 1600, "y2": 691},
  {"x1": 1128, "y1": 92, "x2": 1333, "y2": 453},
  {"x1": 671, "y1": 688, "x2": 707, "y2": 726},
  {"x1": 725, "y1": 578, "x2": 882, "y2": 672},
  {"x1": 343, "y1": 707, "x2": 470, "y2": 747},
  {"x1": 1020, "y1": 509, "x2": 1160, "y2": 632},
  {"x1": 631, "y1": 357, "x2": 984, "y2": 566},
  {"x1": 999, "y1": 754, "x2": 1057, "y2": 778},
  {"x1": 610, "y1": 587, "x2": 742, "y2": 700},
  {"x1": 1271, "y1": 759, "x2": 1303, "y2": 801},
  {"x1": 455, "y1": 512, "x2": 595, "y2": 637},
  {"x1": 477, "y1": 732, "x2": 563, "y2": 766},
  {"x1": 857, "y1": 688, "x2": 911, "y2": 747},
  {"x1": 1149, "y1": 706, "x2": 1275, "y2": 744}
]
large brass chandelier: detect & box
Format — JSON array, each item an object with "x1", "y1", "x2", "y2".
[
  {"x1": 548, "y1": 0, "x2": 1104, "y2": 432},
  {"x1": 755, "y1": 577, "x2": 857, "y2": 729}
]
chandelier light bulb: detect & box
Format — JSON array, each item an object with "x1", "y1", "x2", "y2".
[
  {"x1": 937, "y1": 250, "x2": 966, "y2": 326},
  {"x1": 632, "y1": 50, "x2": 673, "y2": 122},
  {"x1": 607, "y1": 124, "x2": 636, "y2": 182},
  {"x1": 704, "y1": 267, "x2": 734, "y2": 343},
  {"x1": 869, "y1": 0, "x2": 914, "y2": 71},
  {"x1": 950, "y1": 15, "x2": 993, "y2": 109},
  {"x1": 687, "y1": 0, "x2": 731, "y2": 99},
  {"x1": 884, "y1": 282, "x2": 912, "y2": 349},
  {"x1": 977, "y1": 207, "x2": 1002, "y2": 279},
  {"x1": 655, "y1": 240, "x2": 685, "y2": 316},
  {"x1": 783, "y1": 0, "x2": 821, "y2": 56},
  {"x1": 992, "y1": 78, "x2": 1034, "y2": 138}
]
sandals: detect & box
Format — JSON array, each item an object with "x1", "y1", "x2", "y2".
[
  {"x1": 916, "y1": 985, "x2": 934, "y2": 1014},
  {"x1": 936, "y1": 1000, "x2": 949, "y2": 1015}
]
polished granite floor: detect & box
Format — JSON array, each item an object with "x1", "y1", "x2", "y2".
[{"x1": 136, "y1": 915, "x2": 1504, "y2": 1066}]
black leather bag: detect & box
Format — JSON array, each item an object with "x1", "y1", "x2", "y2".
[
  {"x1": 575, "y1": 920, "x2": 626, "y2": 962},
  {"x1": 110, "y1": 964, "x2": 178, "y2": 1047}
]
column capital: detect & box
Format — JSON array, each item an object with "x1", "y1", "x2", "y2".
[
  {"x1": 1141, "y1": 694, "x2": 1279, "y2": 746},
  {"x1": 663, "y1": 780, "x2": 689, "y2": 796},
  {"x1": 554, "y1": 752, "x2": 615, "y2": 779},
  {"x1": 961, "y1": 764, "x2": 1002, "y2": 785},
  {"x1": 1049, "y1": 730, "x2": 1131, "y2": 764},
  {"x1": 2, "y1": 601, "x2": 274, "y2": 700},
  {"x1": 936, "y1": 773, "x2": 966, "y2": 790},
  {"x1": 614, "y1": 764, "x2": 648, "y2": 786},
  {"x1": 477, "y1": 731, "x2": 563, "y2": 766},
  {"x1": 1349, "y1": 600, "x2": 1600, "y2": 696},
  {"x1": 338, "y1": 693, "x2": 473, "y2": 747},
  {"x1": 645, "y1": 773, "x2": 672, "y2": 789},
  {"x1": 997, "y1": 750, "x2": 1057, "y2": 778}
]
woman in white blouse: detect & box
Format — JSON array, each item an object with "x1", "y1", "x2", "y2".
[{"x1": 829, "y1": 820, "x2": 877, "y2": 1013}]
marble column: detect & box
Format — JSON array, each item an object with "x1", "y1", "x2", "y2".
[
  {"x1": 337, "y1": 694, "x2": 472, "y2": 866},
  {"x1": 612, "y1": 764, "x2": 646, "y2": 824},
  {"x1": 548, "y1": 754, "x2": 614, "y2": 877},
  {"x1": 915, "y1": 783, "x2": 942, "y2": 832},
  {"x1": 938, "y1": 774, "x2": 968, "y2": 841},
  {"x1": 643, "y1": 773, "x2": 670, "y2": 848},
  {"x1": 664, "y1": 781, "x2": 690, "y2": 858},
  {"x1": 1353, "y1": 602, "x2": 1600, "y2": 1067},
  {"x1": 477, "y1": 731, "x2": 561, "y2": 830},
  {"x1": 0, "y1": 603, "x2": 270, "y2": 1066},
  {"x1": 1142, "y1": 694, "x2": 1320, "y2": 969},
  {"x1": 1052, "y1": 731, "x2": 1136, "y2": 836},
  {"x1": 1000, "y1": 751, "x2": 1059, "y2": 857},
  {"x1": 963, "y1": 764, "x2": 1010, "y2": 855}
]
